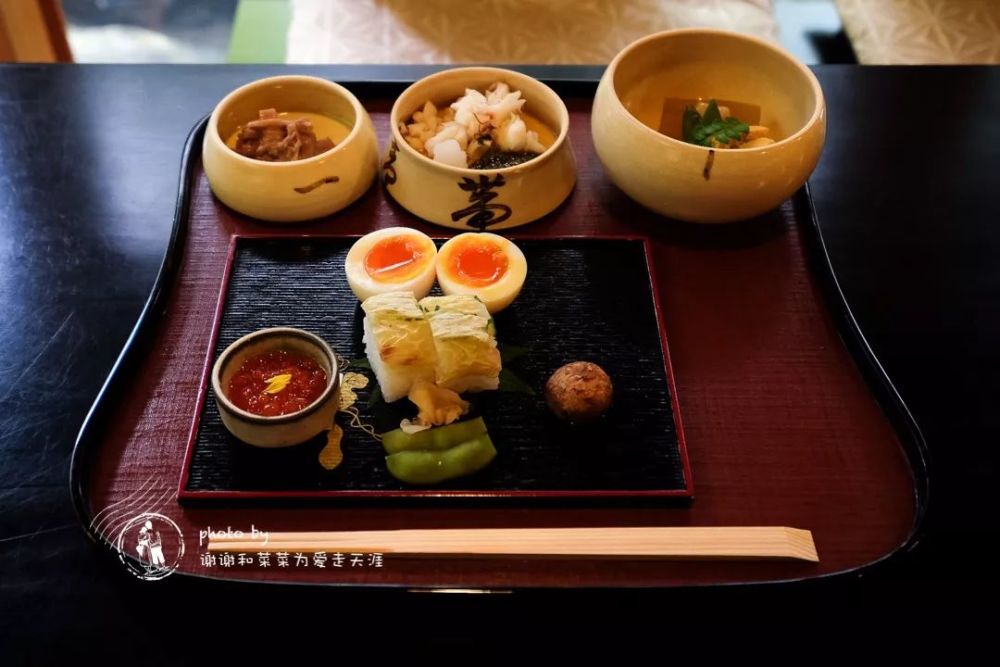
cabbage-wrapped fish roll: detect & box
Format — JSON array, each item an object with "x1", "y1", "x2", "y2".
[
  {"x1": 361, "y1": 291, "x2": 437, "y2": 402},
  {"x1": 419, "y1": 295, "x2": 501, "y2": 393}
]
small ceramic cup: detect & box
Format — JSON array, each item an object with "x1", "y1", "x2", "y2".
[
  {"x1": 203, "y1": 75, "x2": 379, "y2": 223},
  {"x1": 384, "y1": 67, "x2": 577, "y2": 231},
  {"x1": 211, "y1": 327, "x2": 340, "y2": 448},
  {"x1": 592, "y1": 29, "x2": 826, "y2": 223}
]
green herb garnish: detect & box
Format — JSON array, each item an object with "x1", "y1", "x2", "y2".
[
  {"x1": 499, "y1": 344, "x2": 528, "y2": 365},
  {"x1": 498, "y1": 368, "x2": 535, "y2": 396},
  {"x1": 682, "y1": 99, "x2": 749, "y2": 148}
]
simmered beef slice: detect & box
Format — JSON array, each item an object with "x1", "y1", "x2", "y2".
[{"x1": 234, "y1": 108, "x2": 335, "y2": 161}]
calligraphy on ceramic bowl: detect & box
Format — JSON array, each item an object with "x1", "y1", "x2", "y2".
[{"x1": 382, "y1": 67, "x2": 577, "y2": 231}]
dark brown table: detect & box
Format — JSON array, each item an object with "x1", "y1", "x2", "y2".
[{"x1": 1, "y1": 64, "x2": 997, "y2": 658}]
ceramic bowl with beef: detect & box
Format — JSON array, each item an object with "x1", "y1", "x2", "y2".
[{"x1": 203, "y1": 75, "x2": 379, "y2": 223}]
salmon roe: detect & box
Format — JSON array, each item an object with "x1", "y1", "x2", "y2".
[
  {"x1": 226, "y1": 349, "x2": 328, "y2": 417},
  {"x1": 364, "y1": 235, "x2": 431, "y2": 282},
  {"x1": 446, "y1": 238, "x2": 509, "y2": 287}
]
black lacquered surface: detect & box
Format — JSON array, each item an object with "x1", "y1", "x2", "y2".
[{"x1": 186, "y1": 238, "x2": 685, "y2": 496}]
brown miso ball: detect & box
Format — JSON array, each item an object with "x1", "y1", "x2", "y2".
[{"x1": 545, "y1": 362, "x2": 613, "y2": 422}]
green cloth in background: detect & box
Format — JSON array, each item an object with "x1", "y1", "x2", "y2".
[{"x1": 227, "y1": 0, "x2": 291, "y2": 63}]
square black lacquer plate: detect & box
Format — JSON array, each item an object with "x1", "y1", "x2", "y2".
[{"x1": 178, "y1": 236, "x2": 692, "y2": 502}]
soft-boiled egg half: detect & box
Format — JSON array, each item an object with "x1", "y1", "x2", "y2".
[
  {"x1": 436, "y1": 233, "x2": 527, "y2": 313},
  {"x1": 345, "y1": 227, "x2": 438, "y2": 301}
]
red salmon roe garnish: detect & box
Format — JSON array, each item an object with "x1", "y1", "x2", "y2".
[{"x1": 226, "y1": 349, "x2": 327, "y2": 417}]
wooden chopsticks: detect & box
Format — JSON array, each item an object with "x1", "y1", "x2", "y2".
[{"x1": 208, "y1": 527, "x2": 818, "y2": 562}]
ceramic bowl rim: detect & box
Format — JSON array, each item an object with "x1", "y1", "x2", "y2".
[
  {"x1": 604, "y1": 27, "x2": 825, "y2": 154},
  {"x1": 211, "y1": 327, "x2": 339, "y2": 425},
  {"x1": 389, "y1": 66, "x2": 571, "y2": 175},
  {"x1": 206, "y1": 74, "x2": 367, "y2": 168}
]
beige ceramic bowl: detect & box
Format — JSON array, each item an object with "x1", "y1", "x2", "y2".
[
  {"x1": 384, "y1": 67, "x2": 576, "y2": 231},
  {"x1": 203, "y1": 75, "x2": 379, "y2": 223},
  {"x1": 211, "y1": 327, "x2": 340, "y2": 448},
  {"x1": 592, "y1": 29, "x2": 826, "y2": 223}
]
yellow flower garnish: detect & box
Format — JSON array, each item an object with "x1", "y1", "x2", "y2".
[{"x1": 263, "y1": 373, "x2": 293, "y2": 394}]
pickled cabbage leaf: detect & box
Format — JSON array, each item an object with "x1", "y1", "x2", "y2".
[
  {"x1": 419, "y1": 295, "x2": 501, "y2": 386},
  {"x1": 362, "y1": 292, "x2": 437, "y2": 368}
]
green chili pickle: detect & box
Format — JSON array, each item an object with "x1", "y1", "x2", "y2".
[{"x1": 385, "y1": 434, "x2": 497, "y2": 484}]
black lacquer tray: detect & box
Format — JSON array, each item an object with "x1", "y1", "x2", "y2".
[{"x1": 178, "y1": 235, "x2": 691, "y2": 501}]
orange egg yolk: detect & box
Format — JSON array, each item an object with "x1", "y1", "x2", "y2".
[
  {"x1": 364, "y1": 235, "x2": 430, "y2": 282},
  {"x1": 445, "y1": 238, "x2": 509, "y2": 287}
]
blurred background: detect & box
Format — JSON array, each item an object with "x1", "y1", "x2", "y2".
[{"x1": 1, "y1": 0, "x2": 998, "y2": 65}]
